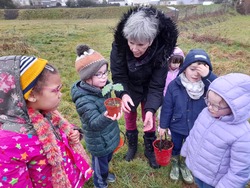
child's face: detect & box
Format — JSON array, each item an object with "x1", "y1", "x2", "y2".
[
  {"x1": 91, "y1": 64, "x2": 108, "y2": 89},
  {"x1": 184, "y1": 62, "x2": 202, "y2": 83},
  {"x1": 29, "y1": 73, "x2": 62, "y2": 112},
  {"x1": 206, "y1": 91, "x2": 232, "y2": 118},
  {"x1": 169, "y1": 55, "x2": 183, "y2": 71},
  {"x1": 169, "y1": 62, "x2": 181, "y2": 71}
]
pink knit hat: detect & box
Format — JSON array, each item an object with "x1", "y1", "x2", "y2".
[{"x1": 172, "y1": 46, "x2": 185, "y2": 58}]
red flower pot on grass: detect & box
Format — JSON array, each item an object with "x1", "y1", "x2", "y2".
[
  {"x1": 153, "y1": 136, "x2": 173, "y2": 166},
  {"x1": 113, "y1": 133, "x2": 125, "y2": 153}
]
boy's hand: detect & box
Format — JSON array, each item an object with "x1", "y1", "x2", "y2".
[
  {"x1": 197, "y1": 64, "x2": 209, "y2": 77},
  {"x1": 69, "y1": 130, "x2": 80, "y2": 144},
  {"x1": 158, "y1": 127, "x2": 166, "y2": 137},
  {"x1": 104, "y1": 110, "x2": 123, "y2": 121}
]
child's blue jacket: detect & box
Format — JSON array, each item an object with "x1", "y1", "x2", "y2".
[{"x1": 160, "y1": 71, "x2": 216, "y2": 136}]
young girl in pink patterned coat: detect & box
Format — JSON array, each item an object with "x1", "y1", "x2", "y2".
[{"x1": 0, "y1": 55, "x2": 93, "y2": 187}]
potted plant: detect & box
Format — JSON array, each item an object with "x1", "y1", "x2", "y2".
[
  {"x1": 102, "y1": 83, "x2": 124, "y2": 117},
  {"x1": 153, "y1": 134, "x2": 173, "y2": 166}
]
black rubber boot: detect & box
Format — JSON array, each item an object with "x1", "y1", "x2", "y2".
[
  {"x1": 125, "y1": 129, "x2": 138, "y2": 162},
  {"x1": 143, "y1": 132, "x2": 160, "y2": 169}
]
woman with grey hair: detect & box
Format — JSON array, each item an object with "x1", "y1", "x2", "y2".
[{"x1": 110, "y1": 6, "x2": 178, "y2": 169}]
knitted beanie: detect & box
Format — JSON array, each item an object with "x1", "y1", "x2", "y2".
[
  {"x1": 173, "y1": 46, "x2": 185, "y2": 58},
  {"x1": 20, "y1": 56, "x2": 47, "y2": 100},
  {"x1": 75, "y1": 44, "x2": 108, "y2": 81},
  {"x1": 179, "y1": 48, "x2": 212, "y2": 74}
]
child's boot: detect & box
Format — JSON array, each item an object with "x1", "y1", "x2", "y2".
[
  {"x1": 179, "y1": 156, "x2": 194, "y2": 184},
  {"x1": 170, "y1": 155, "x2": 180, "y2": 181}
]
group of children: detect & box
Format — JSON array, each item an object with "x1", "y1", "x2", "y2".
[
  {"x1": 159, "y1": 47, "x2": 217, "y2": 184},
  {"x1": 0, "y1": 46, "x2": 122, "y2": 188},
  {"x1": 158, "y1": 47, "x2": 250, "y2": 188},
  {"x1": 0, "y1": 44, "x2": 249, "y2": 188}
]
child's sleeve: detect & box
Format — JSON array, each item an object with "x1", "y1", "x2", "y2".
[
  {"x1": 52, "y1": 110, "x2": 84, "y2": 140},
  {"x1": 159, "y1": 84, "x2": 174, "y2": 129},
  {"x1": 73, "y1": 126, "x2": 84, "y2": 140},
  {"x1": 0, "y1": 131, "x2": 50, "y2": 187},
  {"x1": 202, "y1": 71, "x2": 217, "y2": 90}
]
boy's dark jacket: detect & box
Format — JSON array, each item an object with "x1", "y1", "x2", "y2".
[
  {"x1": 110, "y1": 6, "x2": 178, "y2": 113},
  {"x1": 71, "y1": 81, "x2": 120, "y2": 157},
  {"x1": 160, "y1": 56, "x2": 217, "y2": 135}
]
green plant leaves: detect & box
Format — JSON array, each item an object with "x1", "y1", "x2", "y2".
[{"x1": 102, "y1": 83, "x2": 124, "y2": 96}]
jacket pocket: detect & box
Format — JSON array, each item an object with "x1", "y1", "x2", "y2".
[{"x1": 171, "y1": 113, "x2": 182, "y2": 123}]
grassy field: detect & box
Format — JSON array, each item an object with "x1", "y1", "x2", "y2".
[{"x1": 0, "y1": 10, "x2": 250, "y2": 188}]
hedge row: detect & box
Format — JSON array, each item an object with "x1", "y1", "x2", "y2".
[
  {"x1": 0, "y1": 10, "x2": 4, "y2": 19},
  {"x1": 6, "y1": 7, "x2": 132, "y2": 20},
  {"x1": 0, "y1": 5, "x2": 226, "y2": 20}
]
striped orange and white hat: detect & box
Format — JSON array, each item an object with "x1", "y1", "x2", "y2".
[{"x1": 75, "y1": 44, "x2": 108, "y2": 81}]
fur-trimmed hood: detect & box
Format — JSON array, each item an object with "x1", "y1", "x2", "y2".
[{"x1": 113, "y1": 6, "x2": 178, "y2": 64}]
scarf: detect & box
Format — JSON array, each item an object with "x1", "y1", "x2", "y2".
[
  {"x1": 179, "y1": 73, "x2": 205, "y2": 100},
  {"x1": 28, "y1": 108, "x2": 91, "y2": 188}
]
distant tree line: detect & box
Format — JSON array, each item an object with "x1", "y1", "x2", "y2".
[
  {"x1": 235, "y1": 0, "x2": 250, "y2": 14},
  {"x1": 0, "y1": 0, "x2": 16, "y2": 9},
  {"x1": 66, "y1": 0, "x2": 111, "y2": 7},
  {"x1": 0, "y1": 0, "x2": 249, "y2": 14},
  {"x1": 0, "y1": 0, "x2": 110, "y2": 8},
  {"x1": 0, "y1": 0, "x2": 98, "y2": 9},
  {"x1": 66, "y1": 0, "x2": 95, "y2": 7}
]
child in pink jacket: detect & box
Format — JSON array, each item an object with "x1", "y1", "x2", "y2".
[
  {"x1": 163, "y1": 46, "x2": 185, "y2": 96},
  {"x1": 158, "y1": 46, "x2": 184, "y2": 132},
  {"x1": 0, "y1": 55, "x2": 93, "y2": 188}
]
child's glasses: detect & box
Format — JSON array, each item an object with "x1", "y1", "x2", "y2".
[
  {"x1": 43, "y1": 84, "x2": 63, "y2": 94},
  {"x1": 94, "y1": 70, "x2": 109, "y2": 79},
  {"x1": 204, "y1": 98, "x2": 229, "y2": 112}
]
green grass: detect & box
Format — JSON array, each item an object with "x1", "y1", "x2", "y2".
[{"x1": 0, "y1": 10, "x2": 250, "y2": 188}]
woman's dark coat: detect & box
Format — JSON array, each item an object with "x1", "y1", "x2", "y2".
[{"x1": 110, "y1": 6, "x2": 178, "y2": 113}]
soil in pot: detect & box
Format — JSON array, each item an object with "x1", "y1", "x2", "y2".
[
  {"x1": 154, "y1": 140, "x2": 173, "y2": 150},
  {"x1": 104, "y1": 97, "x2": 122, "y2": 117},
  {"x1": 153, "y1": 139, "x2": 173, "y2": 166}
]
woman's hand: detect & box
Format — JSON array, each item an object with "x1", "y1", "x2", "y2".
[
  {"x1": 143, "y1": 111, "x2": 153, "y2": 132},
  {"x1": 121, "y1": 94, "x2": 134, "y2": 113},
  {"x1": 69, "y1": 130, "x2": 80, "y2": 144}
]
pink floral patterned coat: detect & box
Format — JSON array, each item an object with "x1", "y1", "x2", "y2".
[{"x1": 0, "y1": 56, "x2": 92, "y2": 187}]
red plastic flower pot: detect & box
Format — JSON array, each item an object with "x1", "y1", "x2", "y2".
[
  {"x1": 113, "y1": 136, "x2": 124, "y2": 153},
  {"x1": 104, "y1": 97, "x2": 122, "y2": 117},
  {"x1": 153, "y1": 139, "x2": 174, "y2": 166}
]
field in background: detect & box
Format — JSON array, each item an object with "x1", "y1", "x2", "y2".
[{"x1": 0, "y1": 8, "x2": 250, "y2": 188}]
